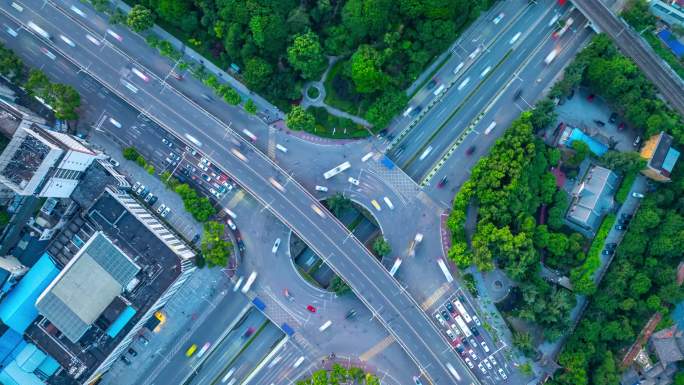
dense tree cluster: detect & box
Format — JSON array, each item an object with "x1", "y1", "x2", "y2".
[
  {"x1": 0, "y1": 44, "x2": 81, "y2": 120},
  {"x1": 548, "y1": 33, "x2": 684, "y2": 385},
  {"x1": 174, "y1": 184, "x2": 216, "y2": 222},
  {"x1": 446, "y1": 111, "x2": 578, "y2": 336},
  {"x1": 550, "y1": 173, "x2": 684, "y2": 385},
  {"x1": 128, "y1": 0, "x2": 495, "y2": 129},
  {"x1": 25, "y1": 69, "x2": 81, "y2": 120},
  {"x1": 550, "y1": 34, "x2": 684, "y2": 143}
]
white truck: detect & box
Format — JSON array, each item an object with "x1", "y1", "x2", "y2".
[
  {"x1": 544, "y1": 48, "x2": 560, "y2": 65},
  {"x1": 455, "y1": 315, "x2": 472, "y2": 338},
  {"x1": 454, "y1": 299, "x2": 472, "y2": 323}
]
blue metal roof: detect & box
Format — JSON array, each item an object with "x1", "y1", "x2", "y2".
[
  {"x1": 0, "y1": 253, "x2": 59, "y2": 333},
  {"x1": 0, "y1": 360, "x2": 46, "y2": 385},
  {"x1": 36, "y1": 355, "x2": 59, "y2": 377},
  {"x1": 105, "y1": 305, "x2": 137, "y2": 338},
  {"x1": 0, "y1": 329, "x2": 22, "y2": 365},
  {"x1": 566, "y1": 128, "x2": 608, "y2": 156},
  {"x1": 663, "y1": 148, "x2": 680, "y2": 173},
  {"x1": 15, "y1": 344, "x2": 46, "y2": 373},
  {"x1": 658, "y1": 29, "x2": 684, "y2": 59}
]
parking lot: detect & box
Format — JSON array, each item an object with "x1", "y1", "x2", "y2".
[{"x1": 431, "y1": 288, "x2": 513, "y2": 384}]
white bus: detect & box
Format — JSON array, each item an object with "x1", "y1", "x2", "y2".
[
  {"x1": 318, "y1": 320, "x2": 332, "y2": 332},
  {"x1": 454, "y1": 300, "x2": 472, "y2": 323},
  {"x1": 484, "y1": 121, "x2": 496, "y2": 135},
  {"x1": 27, "y1": 21, "x2": 51, "y2": 40},
  {"x1": 241, "y1": 271, "x2": 257, "y2": 294},
  {"x1": 455, "y1": 315, "x2": 472, "y2": 338},
  {"x1": 389, "y1": 258, "x2": 402, "y2": 277},
  {"x1": 323, "y1": 161, "x2": 351, "y2": 179},
  {"x1": 437, "y1": 258, "x2": 453, "y2": 283},
  {"x1": 242, "y1": 129, "x2": 257, "y2": 142}
]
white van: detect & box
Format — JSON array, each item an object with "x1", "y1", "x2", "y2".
[
  {"x1": 276, "y1": 144, "x2": 288, "y2": 153},
  {"x1": 315, "y1": 185, "x2": 328, "y2": 192},
  {"x1": 224, "y1": 208, "x2": 237, "y2": 219},
  {"x1": 383, "y1": 197, "x2": 394, "y2": 210},
  {"x1": 361, "y1": 152, "x2": 374, "y2": 162}
]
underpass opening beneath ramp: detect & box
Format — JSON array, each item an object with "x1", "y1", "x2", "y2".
[{"x1": 289, "y1": 194, "x2": 388, "y2": 296}]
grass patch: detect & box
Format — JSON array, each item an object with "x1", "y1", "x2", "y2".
[
  {"x1": 616, "y1": 171, "x2": 637, "y2": 204},
  {"x1": 569, "y1": 213, "x2": 617, "y2": 295},
  {"x1": 307, "y1": 106, "x2": 370, "y2": 139},
  {"x1": 306, "y1": 86, "x2": 320, "y2": 99}
]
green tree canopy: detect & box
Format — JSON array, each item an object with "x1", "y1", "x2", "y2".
[
  {"x1": 287, "y1": 32, "x2": 327, "y2": 80},
  {"x1": 201, "y1": 221, "x2": 232, "y2": 267},
  {"x1": 286, "y1": 106, "x2": 315, "y2": 132},
  {"x1": 372, "y1": 237, "x2": 391, "y2": 257},
  {"x1": 349, "y1": 45, "x2": 388, "y2": 93},
  {"x1": 127, "y1": 5, "x2": 155, "y2": 32}
]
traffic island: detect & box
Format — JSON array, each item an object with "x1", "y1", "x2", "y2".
[{"x1": 289, "y1": 194, "x2": 386, "y2": 295}]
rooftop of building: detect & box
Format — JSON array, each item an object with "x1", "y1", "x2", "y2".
[
  {"x1": 26, "y1": 188, "x2": 185, "y2": 383},
  {"x1": 0, "y1": 128, "x2": 52, "y2": 188},
  {"x1": 35, "y1": 232, "x2": 140, "y2": 343},
  {"x1": 567, "y1": 165, "x2": 618, "y2": 230}
]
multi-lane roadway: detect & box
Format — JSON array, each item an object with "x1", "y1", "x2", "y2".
[
  {"x1": 388, "y1": 0, "x2": 572, "y2": 182},
  {"x1": 0, "y1": 1, "x2": 475, "y2": 383}
]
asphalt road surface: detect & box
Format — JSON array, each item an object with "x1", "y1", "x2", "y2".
[
  {"x1": 0, "y1": 2, "x2": 476, "y2": 383},
  {"x1": 389, "y1": 0, "x2": 568, "y2": 180}
]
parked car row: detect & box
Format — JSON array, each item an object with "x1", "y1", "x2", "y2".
[
  {"x1": 432, "y1": 291, "x2": 510, "y2": 382},
  {"x1": 131, "y1": 181, "x2": 170, "y2": 218}
]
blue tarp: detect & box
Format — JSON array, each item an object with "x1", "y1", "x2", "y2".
[
  {"x1": 281, "y1": 323, "x2": 295, "y2": 336},
  {"x1": 657, "y1": 29, "x2": 684, "y2": 59},
  {"x1": 252, "y1": 298, "x2": 266, "y2": 311},
  {"x1": 566, "y1": 128, "x2": 608, "y2": 156},
  {"x1": 0, "y1": 253, "x2": 59, "y2": 333},
  {"x1": 106, "y1": 306, "x2": 137, "y2": 338}
]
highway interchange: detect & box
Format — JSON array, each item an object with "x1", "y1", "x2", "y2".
[{"x1": 0, "y1": 0, "x2": 675, "y2": 384}]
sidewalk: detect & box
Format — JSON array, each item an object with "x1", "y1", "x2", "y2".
[{"x1": 110, "y1": 0, "x2": 284, "y2": 121}]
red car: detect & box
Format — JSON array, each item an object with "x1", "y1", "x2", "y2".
[
  {"x1": 437, "y1": 176, "x2": 448, "y2": 188},
  {"x1": 618, "y1": 122, "x2": 625, "y2": 131},
  {"x1": 587, "y1": 94, "x2": 595, "y2": 102},
  {"x1": 466, "y1": 146, "x2": 476, "y2": 155},
  {"x1": 306, "y1": 305, "x2": 317, "y2": 313}
]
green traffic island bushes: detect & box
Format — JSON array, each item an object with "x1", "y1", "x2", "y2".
[
  {"x1": 201, "y1": 221, "x2": 232, "y2": 267},
  {"x1": 294, "y1": 106, "x2": 371, "y2": 139},
  {"x1": 296, "y1": 363, "x2": 379, "y2": 385},
  {"x1": 122, "y1": 147, "x2": 155, "y2": 174}
]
